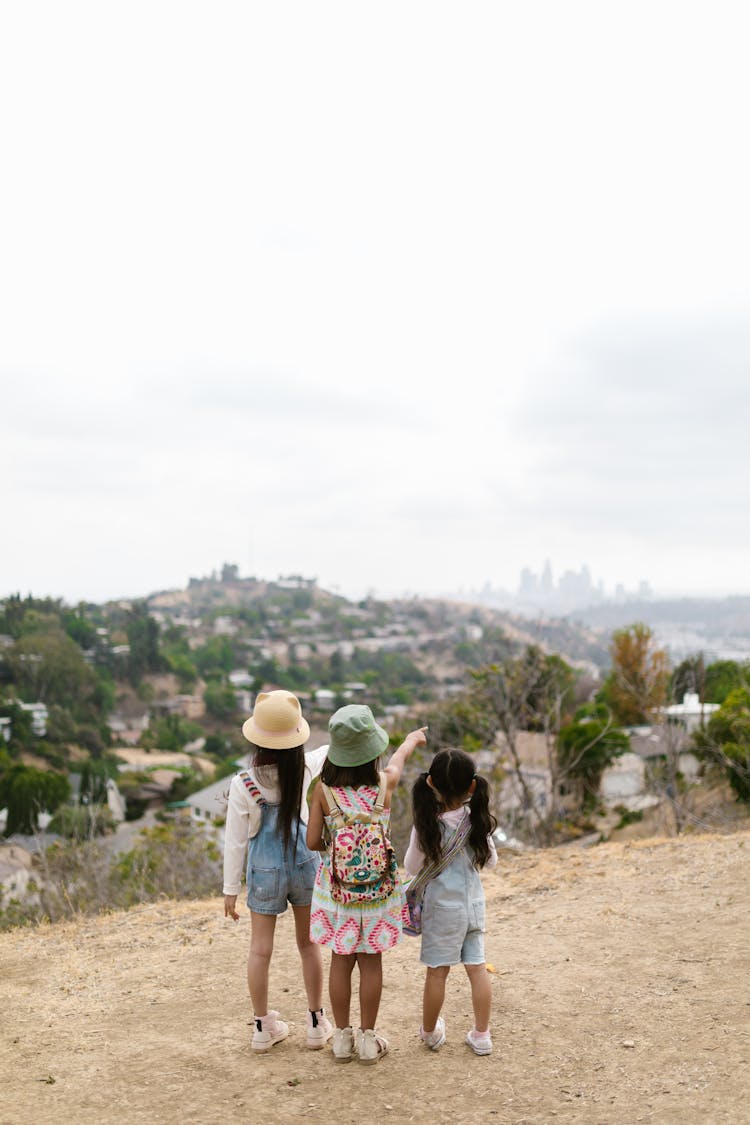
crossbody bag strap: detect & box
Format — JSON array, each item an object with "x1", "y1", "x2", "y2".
[
  {"x1": 238, "y1": 770, "x2": 267, "y2": 808},
  {"x1": 409, "y1": 809, "x2": 473, "y2": 897}
]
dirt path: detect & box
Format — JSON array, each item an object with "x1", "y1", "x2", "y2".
[{"x1": 1, "y1": 833, "x2": 748, "y2": 1125}]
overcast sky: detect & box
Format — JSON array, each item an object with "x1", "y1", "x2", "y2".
[{"x1": 2, "y1": 1, "x2": 749, "y2": 606}]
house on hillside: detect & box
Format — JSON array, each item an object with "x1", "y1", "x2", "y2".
[
  {"x1": 599, "y1": 753, "x2": 647, "y2": 801},
  {"x1": 629, "y1": 725, "x2": 701, "y2": 781},
  {"x1": 228, "y1": 670, "x2": 253, "y2": 688},
  {"x1": 188, "y1": 754, "x2": 253, "y2": 826},
  {"x1": 2, "y1": 702, "x2": 49, "y2": 739},
  {"x1": 495, "y1": 730, "x2": 663, "y2": 819},
  {"x1": 189, "y1": 777, "x2": 231, "y2": 823},
  {"x1": 663, "y1": 692, "x2": 720, "y2": 734},
  {"x1": 151, "y1": 694, "x2": 205, "y2": 721}
]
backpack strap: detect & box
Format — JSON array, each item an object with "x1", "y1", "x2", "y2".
[
  {"x1": 320, "y1": 776, "x2": 388, "y2": 822},
  {"x1": 320, "y1": 782, "x2": 346, "y2": 828},
  {"x1": 372, "y1": 771, "x2": 388, "y2": 813},
  {"x1": 238, "y1": 770, "x2": 267, "y2": 808}
]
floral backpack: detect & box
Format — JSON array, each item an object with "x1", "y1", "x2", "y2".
[{"x1": 320, "y1": 774, "x2": 397, "y2": 905}]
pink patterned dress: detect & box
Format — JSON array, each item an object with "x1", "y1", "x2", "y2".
[{"x1": 309, "y1": 784, "x2": 408, "y2": 954}]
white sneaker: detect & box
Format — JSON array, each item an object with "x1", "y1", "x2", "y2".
[
  {"x1": 420, "y1": 1016, "x2": 446, "y2": 1050},
  {"x1": 306, "y1": 1008, "x2": 333, "y2": 1050},
  {"x1": 332, "y1": 1026, "x2": 354, "y2": 1062},
  {"x1": 465, "y1": 1027, "x2": 493, "y2": 1055},
  {"x1": 251, "y1": 1010, "x2": 289, "y2": 1052},
  {"x1": 358, "y1": 1028, "x2": 389, "y2": 1064}
]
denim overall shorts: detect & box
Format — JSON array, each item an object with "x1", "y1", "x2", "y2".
[
  {"x1": 420, "y1": 842, "x2": 486, "y2": 967},
  {"x1": 246, "y1": 802, "x2": 320, "y2": 915}
]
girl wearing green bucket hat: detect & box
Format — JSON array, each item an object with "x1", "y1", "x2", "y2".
[{"x1": 306, "y1": 704, "x2": 427, "y2": 1064}]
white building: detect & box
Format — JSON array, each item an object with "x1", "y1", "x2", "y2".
[
  {"x1": 600, "y1": 752, "x2": 646, "y2": 801},
  {"x1": 189, "y1": 776, "x2": 231, "y2": 823},
  {"x1": 664, "y1": 692, "x2": 720, "y2": 733},
  {"x1": 19, "y1": 702, "x2": 49, "y2": 737}
]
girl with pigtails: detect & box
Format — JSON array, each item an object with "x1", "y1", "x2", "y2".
[{"x1": 404, "y1": 748, "x2": 498, "y2": 1056}]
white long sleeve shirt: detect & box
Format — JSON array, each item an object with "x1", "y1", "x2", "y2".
[
  {"x1": 222, "y1": 744, "x2": 328, "y2": 896},
  {"x1": 403, "y1": 805, "x2": 498, "y2": 877}
]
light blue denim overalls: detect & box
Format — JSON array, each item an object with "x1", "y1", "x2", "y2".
[
  {"x1": 245, "y1": 785, "x2": 320, "y2": 915},
  {"x1": 419, "y1": 823, "x2": 486, "y2": 968}
]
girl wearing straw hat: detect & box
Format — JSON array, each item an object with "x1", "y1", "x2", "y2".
[{"x1": 223, "y1": 690, "x2": 332, "y2": 1053}]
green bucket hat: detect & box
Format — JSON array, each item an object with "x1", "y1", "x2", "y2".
[{"x1": 327, "y1": 704, "x2": 390, "y2": 767}]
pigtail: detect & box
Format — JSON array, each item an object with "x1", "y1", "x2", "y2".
[
  {"x1": 468, "y1": 775, "x2": 497, "y2": 869},
  {"x1": 420, "y1": 747, "x2": 498, "y2": 869},
  {"x1": 412, "y1": 771, "x2": 444, "y2": 866}
]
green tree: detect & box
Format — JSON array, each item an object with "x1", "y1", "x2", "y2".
[
  {"x1": 126, "y1": 603, "x2": 162, "y2": 684},
  {"x1": 704, "y1": 660, "x2": 747, "y2": 705},
  {"x1": 61, "y1": 606, "x2": 97, "y2": 649},
  {"x1": 0, "y1": 594, "x2": 64, "y2": 638},
  {"x1": 557, "y1": 703, "x2": 630, "y2": 809},
  {"x1": 140, "y1": 713, "x2": 203, "y2": 752},
  {"x1": 7, "y1": 631, "x2": 96, "y2": 711},
  {"x1": 694, "y1": 687, "x2": 750, "y2": 802},
  {"x1": 670, "y1": 654, "x2": 706, "y2": 703},
  {"x1": 194, "y1": 637, "x2": 235, "y2": 678},
  {"x1": 0, "y1": 765, "x2": 71, "y2": 835},
  {"x1": 79, "y1": 760, "x2": 114, "y2": 804},
  {"x1": 0, "y1": 700, "x2": 34, "y2": 755},
  {"x1": 204, "y1": 682, "x2": 237, "y2": 720}
]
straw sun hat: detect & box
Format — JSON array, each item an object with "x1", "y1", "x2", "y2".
[{"x1": 241, "y1": 690, "x2": 311, "y2": 750}]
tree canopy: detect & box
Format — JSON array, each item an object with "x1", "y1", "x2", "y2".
[
  {"x1": 694, "y1": 686, "x2": 750, "y2": 802},
  {"x1": 599, "y1": 623, "x2": 669, "y2": 725},
  {"x1": 0, "y1": 765, "x2": 71, "y2": 835}
]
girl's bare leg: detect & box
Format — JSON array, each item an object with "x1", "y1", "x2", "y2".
[
  {"x1": 292, "y1": 904, "x2": 324, "y2": 1010},
  {"x1": 356, "y1": 951, "x2": 383, "y2": 1030},
  {"x1": 247, "y1": 912, "x2": 277, "y2": 1014},
  {"x1": 329, "y1": 952, "x2": 356, "y2": 1027},
  {"x1": 464, "y1": 963, "x2": 491, "y2": 1033},
  {"x1": 422, "y1": 964, "x2": 450, "y2": 1032}
]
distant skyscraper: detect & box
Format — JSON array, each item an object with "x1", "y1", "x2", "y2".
[
  {"x1": 519, "y1": 567, "x2": 538, "y2": 597},
  {"x1": 540, "y1": 559, "x2": 554, "y2": 595}
]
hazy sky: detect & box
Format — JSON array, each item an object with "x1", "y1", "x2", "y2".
[{"x1": 2, "y1": 2, "x2": 749, "y2": 606}]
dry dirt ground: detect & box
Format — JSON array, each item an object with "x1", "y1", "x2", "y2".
[{"x1": 1, "y1": 833, "x2": 748, "y2": 1125}]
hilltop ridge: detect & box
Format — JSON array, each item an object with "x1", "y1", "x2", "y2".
[{"x1": 2, "y1": 831, "x2": 748, "y2": 1124}]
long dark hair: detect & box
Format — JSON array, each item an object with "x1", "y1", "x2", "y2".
[
  {"x1": 251, "y1": 744, "x2": 306, "y2": 854},
  {"x1": 411, "y1": 748, "x2": 497, "y2": 868},
  {"x1": 320, "y1": 757, "x2": 381, "y2": 789}
]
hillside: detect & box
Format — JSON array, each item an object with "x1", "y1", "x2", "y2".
[{"x1": 2, "y1": 832, "x2": 748, "y2": 1124}]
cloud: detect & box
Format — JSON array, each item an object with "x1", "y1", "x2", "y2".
[{"x1": 510, "y1": 317, "x2": 750, "y2": 539}]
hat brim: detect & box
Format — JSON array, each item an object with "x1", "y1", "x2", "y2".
[
  {"x1": 326, "y1": 720, "x2": 390, "y2": 767},
  {"x1": 242, "y1": 714, "x2": 310, "y2": 750}
]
